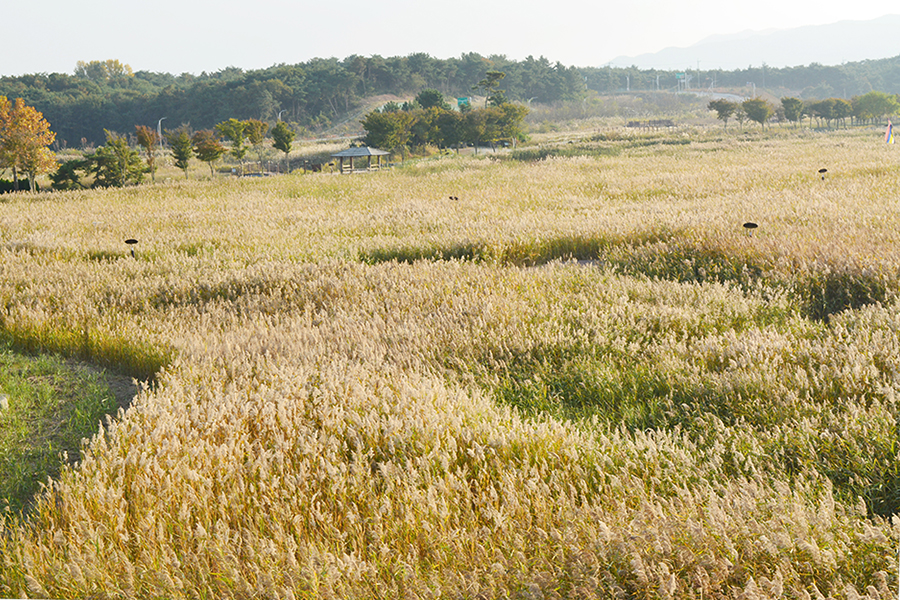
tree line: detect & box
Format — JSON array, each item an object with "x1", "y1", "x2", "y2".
[
  {"x1": 45, "y1": 86, "x2": 526, "y2": 191},
  {"x1": 0, "y1": 95, "x2": 299, "y2": 193},
  {"x1": 361, "y1": 82, "x2": 528, "y2": 155},
  {"x1": 0, "y1": 55, "x2": 582, "y2": 147},
  {"x1": 4, "y1": 54, "x2": 900, "y2": 148},
  {"x1": 1, "y1": 71, "x2": 529, "y2": 193},
  {"x1": 583, "y1": 56, "x2": 900, "y2": 98},
  {"x1": 1, "y1": 67, "x2": 530, "y2": 193},
  {"x1": 708, "y1": 90, "x2": 899, "y2": 129},
  {"x1": 49, "y1": 118, "x2": 297, "y2": 190}
]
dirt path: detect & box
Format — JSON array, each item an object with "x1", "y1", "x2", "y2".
[{"x1": 66, "y1": 359, "x2": 141, "y2": 413}]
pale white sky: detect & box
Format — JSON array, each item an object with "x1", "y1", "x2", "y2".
[{"x1": 2, "y1": 0, "x2": 898, "y2": 76}]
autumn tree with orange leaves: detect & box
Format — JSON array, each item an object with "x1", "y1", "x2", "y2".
[{"x1": 0, "y1": 97, "x2": 57, "y2": 192}]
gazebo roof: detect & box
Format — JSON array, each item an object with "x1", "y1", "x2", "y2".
[{"x1": 331, "y1": 146, "x2": 390, "y2": 158}]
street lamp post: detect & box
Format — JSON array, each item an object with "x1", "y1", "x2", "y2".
[{"x1": 157, "y1": 117, "x2": 167, "y2": 145}]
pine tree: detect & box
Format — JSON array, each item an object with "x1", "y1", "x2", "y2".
[{"x1": 271, "y1": 121, "x2": 295, "y2": 172}]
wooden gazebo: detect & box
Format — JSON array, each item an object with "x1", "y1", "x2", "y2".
[{"x1": 331, "y1": 146, "x2": 390, "y2": 173}]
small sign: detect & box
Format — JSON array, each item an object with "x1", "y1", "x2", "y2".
[
  {"x1": 676, "y1": 73, "x2": 685, "y2": 80},
  {"x1": 125, "y1": 238, "x2": 138, "y2": 257}
]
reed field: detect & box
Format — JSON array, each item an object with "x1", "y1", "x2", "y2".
[{"x1": 2, "y1": 125, "x2": 900, "y2": 598}]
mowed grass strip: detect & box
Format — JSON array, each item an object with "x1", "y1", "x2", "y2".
[{"x1": 0, "y1": 343, "x2": 136, "y2": 514}]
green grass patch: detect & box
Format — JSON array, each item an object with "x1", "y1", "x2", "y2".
[
  {"x1": 493, "y1": 357, "x2": 675, "y2": 428},
  {"x1": 359, "y1": 241, "x2": 492, "y2": 264},
  {"x1": 361, "y1": 232, "x2": 892, "y2": 323},
  {"x1": 358, "y1": 230, "x2": 679, "y2": 267},
  {"x1": 0, "y1": 342, "x2": 137, "y2": 514},
  {"x1": 490, "y1": 341, "x2": 900, "y2": 516},
  {"x1": 506, "y1": 144, "x2": 620, "y2": 161},
  {"x1": 794, "y1": 267, "x2": 890, "y2": 323},
  {"x1": 84, "y1": 249, "x2": 127, "y2": 262}
]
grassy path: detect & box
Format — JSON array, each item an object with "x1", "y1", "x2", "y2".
[{"x1": 0, "y1": 345, "x2": 137, "y2": 513}]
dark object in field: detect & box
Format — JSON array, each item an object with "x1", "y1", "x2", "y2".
[
  {"x1": 818, "y1": 168, "x2": 828, "y2": 180},
  {"x1": 449, "y1": 195, "x2": 459, "y2": 200},
  {"x1": 743, "y1": 222, "x2": 758, "y2": 236},
  {"x1": 125, "y1": 238, "x2": 138, "y2": 257}
]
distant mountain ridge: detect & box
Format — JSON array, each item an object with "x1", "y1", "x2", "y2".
[{"x1": 608, "y1": 15, "x2": 900, "y2": 70}]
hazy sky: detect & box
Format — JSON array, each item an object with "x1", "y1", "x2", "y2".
[{"x1": 2, "y1": 0, "x2": 898, "y2": 76}]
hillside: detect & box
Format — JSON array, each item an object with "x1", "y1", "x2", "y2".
[{"x1": 609, "y1": 14, "x2": 900, "y2": 70}]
